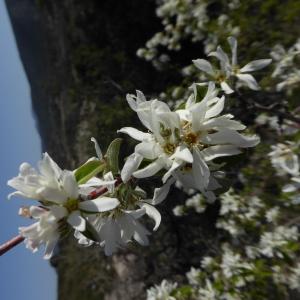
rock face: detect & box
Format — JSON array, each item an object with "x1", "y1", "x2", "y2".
[{"x1": 5, "y1": 1, "x2": 217, "y2": 299}]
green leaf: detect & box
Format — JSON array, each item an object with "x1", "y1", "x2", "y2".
[
  {"x1": 75, "y1": 159, "x2": 105, "y2": 184},
  {"x1": 105, "y1": 138, "x2": 122, "y2": 175}
]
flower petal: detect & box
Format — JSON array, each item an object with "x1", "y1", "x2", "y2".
[
  {"x1": 205, "y1": 96, "x2": 225, "y2": 119},
  {"x1": 146, "y1": 178, "x2": 175, "y2": 205},
  {"x1": 133, "y1": 160, "x2": 165, "y2": 178},
  {"x1": 203, "y1": 129, "x2": 260, "y2": 148},
  {"x1": 227, "y1": 36, "x2": 238, "y2": 66},
  {"x1": 240, "y1": 59, "x2": 272, "y2": 73},
  {"x1": 236, "y1": 73, "x2": 260, "y2": 90},
  {"x1": 201, "y1": 145, "x2": 241, "y2": 161},
  {"x1": 192, "y1": 59, "x2": 215, "y2": 76},
  {"x1": 121, "y1": 153, "x2": 143, "y2": 183},
  {"x1": 140, "y1": 203, "x2": 161, "y2": 231},
  {"x1": 79, "y1": 197, "x2": 119, "y2": 212},
  {"x1": 193, "y1": 147, "x2": 210, "y2": 190},
  {"x1": 118, "y1": 127, "x2": 151, "y2": 141},
  {"x1": 220, "y1": 81, "x2": 234, "y2": 94},
  {"x1": 67, "y1": 211, "x2": 86, "y2": 232},
  {"x1": 91, "y1": 137, "x2": 103, "y2": 160},
  {"x1": 62, "y1": 171, "x2": 78, "y2": 199}
]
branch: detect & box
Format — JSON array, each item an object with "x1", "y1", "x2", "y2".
[
  {"x1": 0, "y1": 235, "x2": 24, "y2": 256},
  {"x1": 254, "y1": 102, "x2": 300, "y2": 125}
]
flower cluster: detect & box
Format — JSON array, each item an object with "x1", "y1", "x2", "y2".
[
  {"x1": 5, "y1": 36, "x2": 271, "y2": 259},
  {"x1": 271, "y1": 38, "x2": 300, "y2": 92},
  {"x1": 119, "y1": 81, "x2": 259, "y2": 201},
  {"x1": 193, "y1": 37, "x2": 272, "y2": 93},
  {"x1": 8, "y1": 140, "x2": 166, "y2": 258}
]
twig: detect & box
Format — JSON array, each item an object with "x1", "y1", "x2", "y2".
[
  {"x1": 254, "y1": 102, "x2": 300, "y2": 125},
  {"x1": 0, "y1": 235, "x2": 24, "y2": 256}
]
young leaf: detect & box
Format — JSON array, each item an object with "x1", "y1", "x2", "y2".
[
  {"x1": 75, "y1": 158, "x2": 105, "y2": 184},
  {"x1": 105, "y1": 138, "x2": 122, "y2": 175}
]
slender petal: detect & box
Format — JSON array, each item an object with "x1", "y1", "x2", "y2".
[
  {"x1": 79, "y1": 197, "x2": 120, "y2": 212},
  {"x1": 240, "y1": 59, "x2": 272, "y2": 73},
  {"x1": 192, "y1": 59, "x2": 215, "y2": 76},
  {"x1": 67, "y1": 211, "x2": 86, "y2": 232},
  {"x1": 121, "y1": 153, "x2": 143, "y2": 183},
  {"x1": 133, "y1": 160, "x2": 165, "y2": 178},
  {"x1": 91, "y1": 137, "x2": 103, "y2": 160},
  {"x1": 201, "y1": 145, "x2": 241, "y2": 161},
  {"x1": 118, "y1": 127, "x2": 152, "y2": 141},
  {"x1": 140, "y1": 203, "x2": 161, "y2": 231},
  {"x1": 236, "y1": 73, "x2": 260, "y2": 90}
]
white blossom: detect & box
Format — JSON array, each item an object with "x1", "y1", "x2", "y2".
[
  {"x1": 147, "y1": 280, "x2": 177, "y2": 300},
  {"x1": 269, "y1": 142, "x2": 299, "y2": 176},
  {"x1": 120, "y1": 84, "x2": 259, "y2": 199},
  {"x1": 193, "y1": 37, "x2": 272, "y2": 93}
]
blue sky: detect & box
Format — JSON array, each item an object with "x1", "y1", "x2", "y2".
[{"x1": 0, "y1": 2, "x2": 56, "y2": 299}]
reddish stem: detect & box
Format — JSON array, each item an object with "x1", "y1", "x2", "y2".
[
  {"x1": 0, "y1": 176, "x2": 123, "y2": 256},
  {"x1": 0, "y1": 235, "x2": 24, "y2": 256}
]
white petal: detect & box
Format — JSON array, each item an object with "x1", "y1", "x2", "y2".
[
  {"x1": 43, "y1": 236, "x2": 59, "y2": 259},
  {"x1": 135, "y1": 141, "x2": 160, "y2": 160},
  {"x1": 209, "y1": 46, "x2": 230, "y2": 68},
  {"x1": 146, "y1": 178, "x2": 175, "y2": 205},
  {"x1": 7, "y1": 191, "x2": 30, "y2": 200},
  {"x1": 118, "y1": 127, "x2": 151, "y2": 141},
  {"x1": 240, "y1": 59, "x2": 272, "y2": 73},
  {"x1": 202, "y1": 115, "x2": 245, "y2": 131},
  {"x1": 193, "y1": 148, "x2": 210, "y2": 190},
  {"x1": 203, "y1": 129, "x2": 260, "y2": 148},
  {"x1": 79, "y1": 177, "x2": 116, "y2": 188},
  {"x1": 67, "y1": 211, "x2": 86, "y2": 232},
  {"x1": 205, "y1": 96, "x2": 225, "y2": 119},
  {"x1": 38, "y1": 153, "x2": 62, "y2": 180},
  {"x1": 162, "y1": 160, "x2": 181, "y2": 183},
  {"x1": 126, "y1": 93, "x2": 138, "y2": 111},
  {"x1": 29, "y1": 206, "x2": 47, "y2": 218},
  {"x1": 170, "y1": 146, "x2": 193, "y2": 163},
  {"x1": 121, "y1": 153, "x2": 143, "y2": 183},
  {"x1": 91, "y1": 137, "x2": 103, "y2": 160},
  {"x1": 62, "y1": 171, "x2": 78, "y2": 199},
  {"x1": 220, "y1": 81, "x2": 234, "y2": 94},
  {"x1": 37, "y1": 187, "x2": 67, "y2": 204},
  {"x1": 227, "y1": 36, "x2": 238, "y2": 66},
  {"x1": 236, "y1": 73, "x2": 260, "y2": 90},
  {"x1": 133, "y1": 160, "x2": 164, "y2": 178},
  {"x1": 192, "y1": 59, "x2": 215, "y2": 76},
  {"x1": 133, "y1": 221, "x2": 150, "y2": 246},
  {"x1": 99, "y1": 219, "x2": 122, "y2": 256},
  {"x1": 201, "y1": 145, "x2": 241, "y2": 161},
  {"x1": 49, "y1": 206, "x2": 68, "y2": 220},
  {"x1": 79, "y1": 197, "x2": 119, "y2": 212},
  {"x1": 139, "y1": 203, "x2": 161, "y2": 231}
]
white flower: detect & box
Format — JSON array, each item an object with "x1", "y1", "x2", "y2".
[
  {"x1": 186, "y1": 267, "x2": 201, "y2": 285},
  {"x1": 147, "y1": 280, "x2": 177, "y2": 300},
  {"x1": 193, "y1": 36, "x2": 272, "y2": 92},
  {"x1": 119, "y1": 85, "x2": 259, "y2": 198},
  {"x1": 221, "y1": 246, "x2": 253, "y2": 278},
  {"x1": 259, "y1": 226, "x2": 298, "y2": 258},
  {"x1": 198, "y1": 279, "x2": 219, "y2": 300},
  {"x1": 75, "y1": 170, "x2": 166, "y2": 255},
  {"x1": 265, "y1": 207, "x2": 280, "y2": 223},
  {"x1": 19, "y1": 206, "x2": 63, "y2": 259},
  {"x1": 8, "y1": 154, "x2": 120, "y2": 234},
  {"x1": 268, "y1": 142, "x2": 299, "y2": 176}
]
